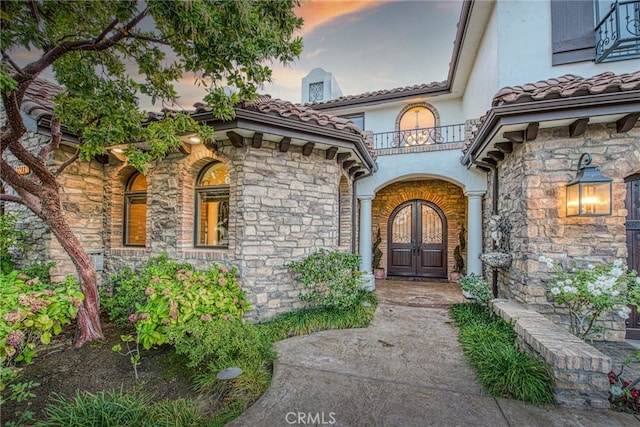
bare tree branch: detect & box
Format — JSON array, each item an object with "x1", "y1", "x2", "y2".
[
  {"x1": 28, "y1": 0, "x2": 41, "y2": 29},
  {"x1": 0, "y1": 194, "x2": 25, "y2": 205},
  {"x1": 94, "y1": 19, "x2": 120, "y2": 45},
  {"x1": 126, "y1": 32, "x2": 170, "y2": 45},
  {"x1": 1, "y1": 52, "x2": 24, "y2": 76},
  {"x1": 21, "y1": 9, "x2": 150, "y2": 79},
  {"x1": 38, "y1": 115, "x2": 62, "y2": 161},
  {"x1": 54, "y1": 148, "x2": 80, "y2": 177},
  {"x1": 0, "y1": 158, "x2": 41, "y2": 197}
]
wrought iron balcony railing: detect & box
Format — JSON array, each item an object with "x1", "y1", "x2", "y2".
[
  {"x1": 595, "y1": 0, "x2": 640, "y2": 63},
  {"x1": 372, "y1": 123, "x2": 465, "y2": 151}
]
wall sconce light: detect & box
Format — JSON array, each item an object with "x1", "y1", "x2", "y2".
[{"x1": 566, "y1": 153, "x2": 612, "y2": 216}]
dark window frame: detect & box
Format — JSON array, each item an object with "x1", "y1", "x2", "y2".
[
  {"x1": 194, "y1": 162, "x2": 230, "y2": 249},
  {"x1": 123, "y1": 172, "x2": 147, "y2": 247},
  {"x1": 339, "y1": 113, "x2": 365, "y2": 131}
]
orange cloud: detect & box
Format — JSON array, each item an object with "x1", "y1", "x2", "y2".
[{"x1": 295, "y1": 0, "x2": 391, "y2": 35}]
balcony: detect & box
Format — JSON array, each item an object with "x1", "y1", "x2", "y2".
[
  {"x1": 372, "y1": 123, "x2": 465, "y2": 155},
  {"x1": 595, "y1": 0, "x2": 640, "y2": 63}
]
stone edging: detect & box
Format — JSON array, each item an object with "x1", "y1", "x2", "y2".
[{"x1": 490, "y1": 299, "x2": 611, "y2": 409}]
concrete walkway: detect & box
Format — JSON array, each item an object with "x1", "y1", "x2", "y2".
[{"x1": 231, "y1": 280, "x2": 640, "y2": 426}]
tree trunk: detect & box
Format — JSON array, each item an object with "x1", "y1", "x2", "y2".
[{"x1": 44, "y1": 195, "x2": 105, "y2": 347}]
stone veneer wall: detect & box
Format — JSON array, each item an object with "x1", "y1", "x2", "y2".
[
  {"x1": 104, "y1": 141, "x2": 350, "y2": 320},
  {"x1": 0, "y1": 119, "x2": 105, "y2": 282},
  {"x1": 2, "y1": 115, "x2": 354, "y2": 322},
  {"x1": 485, "y1": 122, "x2": 640, "y2": 341},
  {"x1": 372, "y1": 179, "x2": 467, "y2": 277}
]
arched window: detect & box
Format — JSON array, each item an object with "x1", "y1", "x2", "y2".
[
  {"x1": 124, "y1": 173, "x2": 147, "y2": 246},
  {"x1": 195, "y1": 162, "x2": 230, "y2": 248},
  {"x1": 396, "y1": 104, "x2": 439, "y2": 146}
]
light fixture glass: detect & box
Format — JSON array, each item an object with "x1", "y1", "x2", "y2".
[
  {"x1": 188, "y1": 136, "x2": 201, "y2": 144},
  {"x1": 112, "y1": 148, "x2": 125, "y2": 154},
  {"x1": 566, "y1": 153, "x2": 612, "y2": 217},
  {"x1": 405, "y1": 110, "x2": 428, "y2": 146}
]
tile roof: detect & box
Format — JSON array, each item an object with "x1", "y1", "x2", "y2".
[
  {"x1": 463, "y1": 71, "x2": 640, "y2": 154},
  {"x1": 492, "y1": 71, "x2": 640, "y2": 107},
  {"x1": 240, "y1": 95, "x2": 375, "y2": 159},
  {"x1": 306, "y1": 81, "x2": 448, "y2": 107},
  {"x1": 241, "y1": 95, "x2": 366, "y2": 136},
  {"x1": 20, "y1": 78, "x2": 63, "y2": 121},
  {"x1": 19, "y1": 80, "x2": 375, "y2": 160}
]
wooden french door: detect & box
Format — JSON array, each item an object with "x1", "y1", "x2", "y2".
[
  {"x1": 626, "y1": 174, "x2": 640, "y2": 339},
  {"x1": 387, "y1": 200, "x2": 447, "y2": 278}
]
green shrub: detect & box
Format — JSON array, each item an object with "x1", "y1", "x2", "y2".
[
  {"x1": 263, "y1": 291, "x2": 377, "y2": 341},
  {"x1": 102, "y1": 253, "x2": 250, "y2": 350},
  {"x1": 285, "y1": 249, "x2": 365, "y2": 310},
  {"x1": 20, "y1": 262, "x2": 56, "y2": 286},
  {"x1": 450, "y1": 303, "x2": 554, "y2": 405},
  {"x1": 459, "y1": 273, "x2": 493, "y2": 303},
  {"x1": 101, "y1": 254, "x2": 194, "y2": 327},
  {"x1": 37, "y1": 389, "x2": 206, "y2": 427},
  {"x1": 1, "y1": 271, "x2": 83, "y2": 370},
  {"x1": 170, "y1": 319, "x2": 275, "y2": 369},
  {"x1": 0, "y1": 214, "x2": 27, "y2": 274}
]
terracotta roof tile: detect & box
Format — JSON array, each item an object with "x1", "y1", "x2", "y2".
[
  {"x1": 238, "y1": 95, "x2": 376, "y2": 160},
  {"x1": 306, "y1": 81, "x2": 448, "y2": 107},
  {"x1": 20, "y1": 81, "x2": 375, "y2": 161},
  {"x1": 463, "y1": 71, "x2": 640, "y2": 155},
  {"x1": 492, "y1": 71, "x2": 640, "y2": 106},
  {"x1": 20, "y1": 78, "x2": 62, "y2": 121}
]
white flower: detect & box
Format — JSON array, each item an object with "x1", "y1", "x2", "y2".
[
  {"x1": 538, "y1": 255, "x2": 554, "y2": 268},
  {"x1": 587, "y1": 264, "x2": 595, "y2": 270},
  {"x1": 617, "y1": 306, "x2": 631, "y2": 318},
  {"x1": 613, "y1": 259, "x2": 623, "y2": 268},
  {"x1": 591, "y1": 289, "x2": 602, "y2": 297},
  {"x1": 611, "y1": 290, "x2": 620, "y2": 297},
  {"x1": 563, "y1": 286, "x2": 578, "y2": 294},
  {"x1": 550, "y1": 287, "x2": 560, "y2": 295},
  {"x1": 610, "y1": 267, "x2": 624, "y2": 278},
  {"x1": 564, "y1": 279, "x2": 573, "y2": 285}
]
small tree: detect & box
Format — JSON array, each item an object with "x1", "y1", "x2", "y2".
[{"x1": 1, "y1": 0, "x2": 302, "y2": 346}]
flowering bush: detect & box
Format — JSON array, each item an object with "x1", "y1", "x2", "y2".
[
  {"x1": 1, "y1": 271, "x2": 83, "y2": 368},
  {"x1": 102, "y1": 254, "x2": 250, "y2": 351},
  {"x1": 1, "y1": 269, "x2": 83, "y2": 401},
  {"x1": 541, "y1": 256, "x2": 639, "y2": 339},
  {"x1": 608, "y1": 366, "x2": 640, "y2": 413},
  {"x1": 459, "y1": 273, "x2": 493, "y2": 304}
]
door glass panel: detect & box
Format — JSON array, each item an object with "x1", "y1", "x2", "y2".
[
  {"x1": 421, "y1": 204, "x2": 442, "y2": 244},
  {"x1": 392, "y1": 205, "x2": 412, "y2": 243}
]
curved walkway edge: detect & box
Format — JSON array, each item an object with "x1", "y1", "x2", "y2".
[{"x1": 230, "y1": 281, "x2": 640, "y2": 427}]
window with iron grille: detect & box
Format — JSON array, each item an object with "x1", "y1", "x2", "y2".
[{"x1": 309, "y1": 82, "x2": 324, "y2": 102}]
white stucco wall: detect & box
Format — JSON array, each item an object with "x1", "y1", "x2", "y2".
[
  {"x1": 327, "y1": 98, "x2": 466, "y2": 135},
  {"x1": 462, "y1": 3, "x2": 499, "y2": 121},
  {"x1": 496, "y1": 0, "x2": 638, "y2": 88},
  {"x1": 301, "y1": 68, "x2": 343, "y2": 103},
  {"x1": 356, "y1": 149, "x2": 486, "y2": 197}
]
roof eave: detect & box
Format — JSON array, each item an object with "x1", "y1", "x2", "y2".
[
  {"x1": 200, "y1": 108, "x2": 377, "y2": 173},
  {"x1": 461, "y1": 91, "x2": 640, "y2": 166}
]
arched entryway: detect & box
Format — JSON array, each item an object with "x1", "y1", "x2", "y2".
[{"x1": 387, "y1": 200, "x2": 447, "y2": 278}]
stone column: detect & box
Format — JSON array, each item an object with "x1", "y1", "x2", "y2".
[
  {"x1": 358, "y1": 195, "x2": 375, "y2": 291},
  {"x1": 465, "y1": 191, "x2": 485, "y2": 275}
]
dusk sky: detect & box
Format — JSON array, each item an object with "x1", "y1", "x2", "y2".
[
  {"x1": 171, "y1": 0, "x2": 463, "y2": 107},
  {"x1": 13, "y1": 0, "x2": 463, "y2": 109}
]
